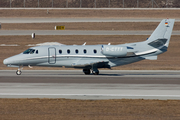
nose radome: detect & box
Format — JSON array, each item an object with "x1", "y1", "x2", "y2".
[
  {"x1": 3, "y1": 55, "x2": 21, "y2": 66},
  {"x1": 3, "y1": 59, "x2": 8, "y2": 65}
]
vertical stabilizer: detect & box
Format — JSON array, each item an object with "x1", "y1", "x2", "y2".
[{"x1": 146, "y1": 19, "x2": 175, "y2": 47}]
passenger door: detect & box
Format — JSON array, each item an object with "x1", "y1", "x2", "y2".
[{"x1": 48, "y1": 47, "x2": 56, "y2": 64}]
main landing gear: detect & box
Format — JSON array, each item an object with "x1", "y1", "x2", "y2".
[
  {"x1": 92, "y1": 70, "x2": 99, "y2": 75},
  {"x1": 16, "y1": 66, "x2": 23, "y2": 75},
  {"x1": 83, "y1": 69, "x2": 99, "y2": 75},
  {"x1": 83, "y1": 69, "x2": 91, "y2": 75}
]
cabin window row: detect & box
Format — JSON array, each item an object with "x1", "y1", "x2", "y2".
[{"x1": 59, "y1": 49, "x2": 97, "y2": 54}]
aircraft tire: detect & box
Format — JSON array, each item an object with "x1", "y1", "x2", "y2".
[
  {"x1": 83, "y1": 69, "x2": 90, "y2": 75},
  {"x1": 16, "y1": 70, "x2": 22, "y2": 75},
  {"x1": 92, "y1": 70, "x2": 99, "y2": 75}
]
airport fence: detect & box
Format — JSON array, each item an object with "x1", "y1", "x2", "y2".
[{"x1": 0, "y1": 0, "x2": 179, "y2": 8}]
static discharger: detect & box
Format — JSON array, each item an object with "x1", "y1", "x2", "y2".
[{"x1": 55, "y1": 26, "x2": 65, "y2": 30}]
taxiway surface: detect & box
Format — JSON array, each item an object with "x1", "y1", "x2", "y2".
[
  {"x1": 0, "y1": 70, "x2": 180, "y2": 100},
  {"x1": 1, "y1": 18, "x2": 180, "y2": 23},
  {"x1": 0, "y1": 30, "x2": 180, "y2": 35}
]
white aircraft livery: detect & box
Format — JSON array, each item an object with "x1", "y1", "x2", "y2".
[{"x1": 3, "y1": 19, "x2": 175, "y2": 75}]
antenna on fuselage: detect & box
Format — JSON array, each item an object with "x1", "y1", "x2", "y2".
[{"x1": 82, "y1": 42, "x2": 86, "y2": 46}]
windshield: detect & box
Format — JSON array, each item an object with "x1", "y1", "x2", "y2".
[{"x1": 23, "y1": 49, "x2": 35, "y2": 54}]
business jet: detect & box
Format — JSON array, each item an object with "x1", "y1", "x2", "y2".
[{"x1": 3, "y1": 19, "x2": 175, "y2": 75}]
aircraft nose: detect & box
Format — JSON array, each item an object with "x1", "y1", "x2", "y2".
[
  {"x1": 3, "y1": 58, "x2": 9, "y2": 65},
  {"x1": 3, "y1": 55, "x2": 21, "y2": 66},
  {"x1": 3, "y1": 57, "x2": 15, "y2": 65}
]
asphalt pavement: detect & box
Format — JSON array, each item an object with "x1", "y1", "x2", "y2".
[
  {"x1": 0, "y1": 30, "x2": 179, "y2": 35},
  {"x1": 2, "y1": 17, "x2": 179, "y2": 23},
  {"x1": 0, "y1": 70, "x2": 180, "y2": 100}
]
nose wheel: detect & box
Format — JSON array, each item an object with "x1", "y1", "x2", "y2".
[
  {"x1": 16, "y1": 70, "x2": 22, "y2": 75},
  {"x1": 16, "y1": 66, "x2": 23, "y2": 75}
]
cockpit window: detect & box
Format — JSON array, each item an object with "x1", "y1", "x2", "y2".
[
  {"x1": 23, "y1": 49, "x2": 36, "y2": 54},
  {"x1": 30, "y1": 49, "x2": 35, "y2": 54}
]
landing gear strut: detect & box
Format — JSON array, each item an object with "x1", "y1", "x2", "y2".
[
  {"x1": 16, "y1": 66, "x2": 23, "y2": 75},
  {"x1": 91, "y1": 64, "x2": 99, "y2": 75},
  {"x1": 92, "y1": 70, "x2": 99, "y2": 75}
]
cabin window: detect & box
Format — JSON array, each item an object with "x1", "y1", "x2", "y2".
[
  {"x1": 67, "y1": 49, "x2": 70, "y2": 54},
  {"x1": 94, "y1": 49, "x2": 97, "y2": 54},
  {"x1": 75, "y1": 49, "x2": 78, "y2": 54},
  {"x1": 59, "y1": 50, "x2": 62, "y2": 54},
  {"x1": 36, "y1": 50, "x2": 38, "y2": 54},
  {"x1": 84, "y1": 49, "x2": 87, "y2": 54}
]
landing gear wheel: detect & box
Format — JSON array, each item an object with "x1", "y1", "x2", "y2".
[
  {"x1": 16, "y1": 66, "x2": 23, "y2": 75},
  {"x1": 16, "y1": 70, "x2": 22, "y2": 75},
  {"x1": 83, "y1": 69, "x2": 90, "y2": 75},
  {"x1": 92, "y1": 70, "x2": 99, "y2": 75}
]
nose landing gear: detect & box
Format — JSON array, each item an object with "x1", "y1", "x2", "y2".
[
  {"x1": 16, "y1": 70, "x2": 22, "y2": 75},
  {"x1": 16, "y1": 66, "x2": 23, "y2": 75}
]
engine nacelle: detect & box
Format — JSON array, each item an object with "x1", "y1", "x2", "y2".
[{"x1": 101, "y1": 45, "x2": 127, "y2": 57}]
